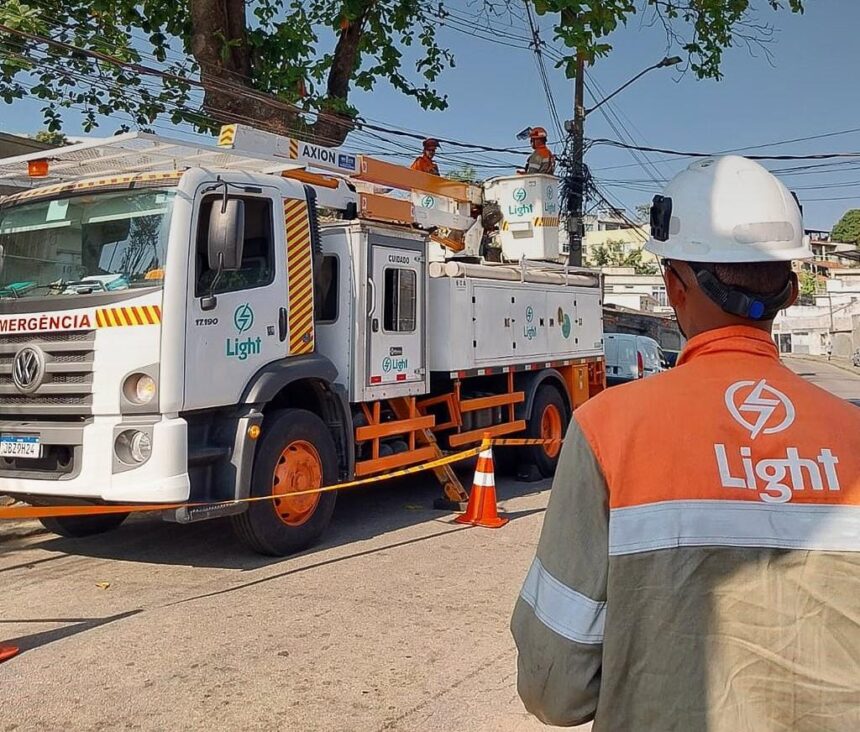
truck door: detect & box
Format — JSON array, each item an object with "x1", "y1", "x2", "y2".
[
  {"x1": 367, "y1": 243, "x2": 424, "y2": 386},
  {"x1": 184, "y1": 188, "x2": 288, "y2": 410}
]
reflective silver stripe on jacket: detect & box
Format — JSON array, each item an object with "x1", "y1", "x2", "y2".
[
  {"x1": 519, "y1": 557, "x2": 606, "y2": 644},
  {"x1": 609, "y1": 500, "x2": 860, "y2": 556}
]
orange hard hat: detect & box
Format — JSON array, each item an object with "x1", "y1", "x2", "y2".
[
  {"x1": 529, "y1": 127, "x2": 548, "y2": 140},
  {"x1": 423, "y1": 138, "x2": 440, "y2": 150}
]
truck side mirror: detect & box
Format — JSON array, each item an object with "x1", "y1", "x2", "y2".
[
  {"x1": 207, "y1": 199, "x2": 245, "y2": 272},
  {"x1": 201, "y1": 199, "x2": 245, "y2": 311}
]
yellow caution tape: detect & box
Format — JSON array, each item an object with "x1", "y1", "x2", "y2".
[
  {"x1": 0, "y1": 438, "x2": 566, "y2": 521},
  {"x1": 0, "y1": 446, "x2": 483, "y2": 521}
]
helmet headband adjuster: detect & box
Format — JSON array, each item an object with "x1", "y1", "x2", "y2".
[{"x1": 689, "y1": 262, "x2": 794, "y2": 321}]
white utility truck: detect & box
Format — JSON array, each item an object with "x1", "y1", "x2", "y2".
[{"x1": 0, "y1": 125, "x2": 605, "y2": 555}]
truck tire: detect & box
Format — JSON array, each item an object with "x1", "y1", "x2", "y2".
[
  {"x1": 525, "y1": 385, "x2": 569, "y2": 479},
  {"x1": 232, "y1": 408, "x2": 338, "y2": 556},
  {"x1": 39, "y1": 512, "x2": 128, "y2": 538}
]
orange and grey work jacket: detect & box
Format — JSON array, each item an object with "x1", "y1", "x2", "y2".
[
  {"x1": 512, "y1": 326, "x2": 860, "y2": 731},
  {"x1": 525, "y1": 146, "x2": 555, "y2": 175}
]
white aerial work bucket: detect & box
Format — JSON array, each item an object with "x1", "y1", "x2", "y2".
[{"x1": 483, "y1": 173, "x2": 560, "y2": 261}]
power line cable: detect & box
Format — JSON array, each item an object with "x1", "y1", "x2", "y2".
[
  {"x1": 0, "y1": 23, "x2": 530, "y2": 155},
  {"x1": 590, "y1": 137, "x2": 860, "y2": 160}
]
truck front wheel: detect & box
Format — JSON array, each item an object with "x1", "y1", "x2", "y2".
[
  {"x1": 39, "y1": 512, "x2": 128, "y2": 538},
  {"x1": 232, "y1": 408, "x2": 338, "y2": 556}
]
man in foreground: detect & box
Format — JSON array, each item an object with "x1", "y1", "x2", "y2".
[{"x1": 511, "y1": 156, "x2": 860, "y2": 730}]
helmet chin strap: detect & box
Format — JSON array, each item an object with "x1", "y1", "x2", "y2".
[{"x1": 689, "y1": 263, "x2": 795, "y2": 321}]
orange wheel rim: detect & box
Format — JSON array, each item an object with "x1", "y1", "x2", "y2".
[
  {"x1": 272, "y1": 440, "x2": 322, "y2": 527},
  {"x1": 540, "y1": 404, "x2": 563, "y2": 458}
]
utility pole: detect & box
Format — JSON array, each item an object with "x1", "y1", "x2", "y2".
[
  {"x1": 561, "y1": 51, "x2": 680, "y2": 267},
  {"x1": 567, "y1": 52, "x2": 586, "y2": 267}
]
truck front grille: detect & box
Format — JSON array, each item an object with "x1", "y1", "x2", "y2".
[{"x1": 0, "y1": 331, "x2": 95, "y2": 417}]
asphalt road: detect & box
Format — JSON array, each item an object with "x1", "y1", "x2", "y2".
[
  {"x1": 784, "y1": 355, "x2": 860, "y2": 404},
  {"x1": 2, "y1": 466, "x2": 561, "y2": 732},
  {"x1": 1, "y1": 359, "x2": 857, "y2": 731}
]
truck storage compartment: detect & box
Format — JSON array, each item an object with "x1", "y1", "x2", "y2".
[{"x1": 427, "y1": 261, "x2": 603, "y2": 373}]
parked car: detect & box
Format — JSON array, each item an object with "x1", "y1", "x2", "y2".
[
  {"x1": 662, "y1": 349, "x2": 681, "y2": 368},
  {"x1": 604, "y1": 333, "x2": 665, "y2": 385}
]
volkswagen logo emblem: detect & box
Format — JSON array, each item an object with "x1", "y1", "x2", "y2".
[{"x1": 12, "y1": 346, "x2": 46, "y2": 394}]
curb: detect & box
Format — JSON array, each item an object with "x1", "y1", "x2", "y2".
[{"x1": 788, "y1": 354, "x2": 860, "y2": 377}]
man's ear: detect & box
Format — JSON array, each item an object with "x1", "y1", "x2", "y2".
[
  {"x1": 665, "y1": 264, "x2": 687, "y2": 309},
  {"x1": 786, "y1": 271, "x2": 800, "y2": 308}
]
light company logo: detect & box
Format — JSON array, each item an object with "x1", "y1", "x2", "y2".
[
  {"x1": 714, "y1": 379, "x2": 840, "y2": 503},
  {"x1": 557, "y1": 307, "x2": 571, "y2": 339},
  {"x1": 545, "y1": 185, "x2": 557, "y2": 213},
  {"x1": 523, "y1": 305, "x2": 537, "y2": 340},
  {"x1": 509, "y1": 187, "x2": 533, "y2": 217},
  {"x1": 382, "y1": 356, "x2": 408, "y2": 373},
  {"x1": 725, "y1": 379, "x2": 794, "y2": 438},
  {"x1": 226, "y1": 303, "x2": 261, "y2": 361},
  {"x1": 233, "y1": 303, "x2": 254, "y2": 334},
  {"x1": 420, "y1": 195, "x2": 436, "y2": 209}
]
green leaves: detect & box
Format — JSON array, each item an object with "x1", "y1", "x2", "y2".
[
  {"x1": 831, "y1": 210, "x2": 860, "y2": 246},
  {"x1": 0, "y1": 0, "x2": 457, "y2": 141},
  {"x1": 0, "y1": 0, "x2": 806, "y2": 143},
  {"x1": 541, "y1": 1, "x2": 805, "y2": 80},
  {"x1": 587, "y1": 240, "x2": 657, "y2": 274}
]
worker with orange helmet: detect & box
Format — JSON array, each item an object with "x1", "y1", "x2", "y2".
[
  {"x1": 521, "y1": 127, "x2": 555, "y2": 175},
  {"x1": 411, "y1": 138, "x2": 440, "y2": 176}
]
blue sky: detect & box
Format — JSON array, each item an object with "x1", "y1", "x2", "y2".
[{"x1": 5, "y1": 1, "x2": 858, "y2": 230}]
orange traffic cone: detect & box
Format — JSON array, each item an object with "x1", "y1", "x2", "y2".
[
  {"x1": 0, "y1": 645, "x2": 19, "y2": 664},
  {"x1": 455, "y1": 444, "x2": 508, "y2": 528}
]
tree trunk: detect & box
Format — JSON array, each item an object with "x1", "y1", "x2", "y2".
[{"x1": 188, "y1": 0, "x2": 360, "y2": 147}]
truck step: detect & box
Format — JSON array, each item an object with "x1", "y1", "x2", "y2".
[{"x1": 188, "y1": 446, "x2": 231, "y2": 466}]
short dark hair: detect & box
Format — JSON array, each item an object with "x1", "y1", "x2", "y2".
[{"x1": 710, "y1": 261, "x2": 792, "y2": 295}]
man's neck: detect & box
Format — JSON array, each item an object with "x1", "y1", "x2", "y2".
[{"x1": 684, "y1": 318, "x2": 773, "y2": 340}]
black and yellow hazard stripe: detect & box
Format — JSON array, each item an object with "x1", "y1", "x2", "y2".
[
  {"x1": 284, "y1": 197, "x2": 315, "y2": 354},
  {"x1": 217, "y1": 124, "x2": 237, "y2": 147},
  {"x1": 288, "y1": 138, "x2": 299, "y2": 159},
  {"x1": 96, "y1": 305, "x2": 161, "y2": 328}
]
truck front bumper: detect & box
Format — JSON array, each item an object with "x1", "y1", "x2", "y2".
[{"x1": 0, "y1": 415, "x2": 190, "y2": 504}]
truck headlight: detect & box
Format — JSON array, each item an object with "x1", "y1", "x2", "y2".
[
  {"x1": 123, "y1": 373, "x2": 157, "y2": 405},
  {"x1": 115, "y1": 430, "x2": 152, "y2": 465}
]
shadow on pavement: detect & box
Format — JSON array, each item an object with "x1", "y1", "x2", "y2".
[
  {"x1": 2, "y1": 466, "x2": 551, "y2": 571},
  {"x1": 1, "y1": 609, "x2": 142, "y2": 655}
]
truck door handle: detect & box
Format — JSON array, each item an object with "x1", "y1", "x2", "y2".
[
  {"x1": 372, "y1": 318, "x2": 379, "y2": 333},
  {"x1": 278, "y1": 307, "x2": 287, "y2": 342},
  {"x1": 367, "y1": 279, "x2": 377, "y2": 318}
]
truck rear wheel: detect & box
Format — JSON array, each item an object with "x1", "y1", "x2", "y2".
[
  {"x1": 232, "y1": 408, "x2": 338, "y2": 556},
  {"x1": 525, "y1": 384, "x2": 569, "y2": 479},
  {"x1": 39, "y1": 512, "x2": 128, "y2": 538}
]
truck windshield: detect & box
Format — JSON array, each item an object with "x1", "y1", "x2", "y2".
[{"x1": 0, "y1": 188, "x2": 175, "y2": 298}]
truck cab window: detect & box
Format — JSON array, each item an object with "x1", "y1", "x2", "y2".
[
  {"x1": 383, "y1": 267, "x2": 416, "y2": 332},
  {"x1": 195, "y1": 196, "x2": 274, "y2": 296},
  {"x1": 315, "y1": 255, "x2": 339, "y2": 322}
]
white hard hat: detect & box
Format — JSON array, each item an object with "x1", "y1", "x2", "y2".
[{"x1": 645, "y1": 155, "x2": 813, "y2": 263}]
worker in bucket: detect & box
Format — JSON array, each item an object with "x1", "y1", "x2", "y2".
[
  {"x1": 519, "y1": 127, "x2": 555, "y2": 175},
  {"x1": 410, "y1": 138, "x2": 440, "y2": 176},
  {"x1": 511, "y1": 156, "x2": 860, "y2": 730}
]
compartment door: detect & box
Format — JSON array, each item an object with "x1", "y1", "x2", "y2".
[{"x1": 367, "y1": 245, "x2": 424, "y2": 386}]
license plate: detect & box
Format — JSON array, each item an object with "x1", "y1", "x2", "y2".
[{"x1": 0, "y1": 435, "x2": 41, "y2": 459}]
